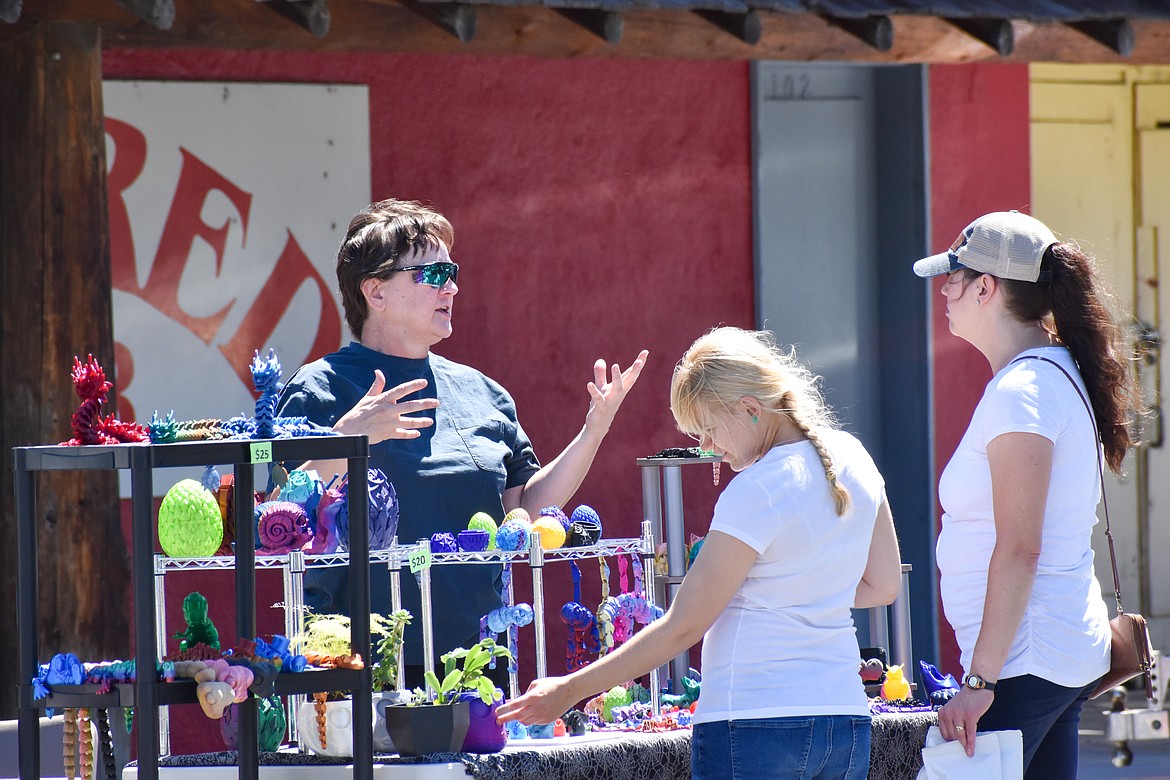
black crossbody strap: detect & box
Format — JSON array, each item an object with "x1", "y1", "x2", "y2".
[{"x1": 1011, "y1": 355, "x2": 1125, "y2": 615}]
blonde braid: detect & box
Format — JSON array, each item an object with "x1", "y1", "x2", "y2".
[{"x1": 789, "y1": 413, "x2": 852, "y2": 517}]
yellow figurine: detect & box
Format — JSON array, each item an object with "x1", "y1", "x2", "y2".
[{"x1": 881, "y1": 664, "x2": 911, "y2": 700}]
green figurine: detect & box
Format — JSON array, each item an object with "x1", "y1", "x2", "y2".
[
  {"x1": 174, "y1": 591, "x2": 221, "y2": 652},
  {"x1": 661, "y1": 671, "x2": 701, "y2": 708}
]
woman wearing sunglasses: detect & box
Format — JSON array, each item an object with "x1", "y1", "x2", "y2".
[{"x1": 275, "y1": 199, "x2": 648, "y2": 688}]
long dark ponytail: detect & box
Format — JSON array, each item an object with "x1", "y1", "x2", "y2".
[{"x1": 999, "y1": 243, "x2": 1138, "y2": 472}]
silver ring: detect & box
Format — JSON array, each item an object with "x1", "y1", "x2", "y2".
[{"x1": 955, "y1": 725, "x2": 965, "y2": 731}]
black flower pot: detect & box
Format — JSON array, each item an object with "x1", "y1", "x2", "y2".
[{"x1": 379, "y1": 699, "x2": 471, "y2": 756}]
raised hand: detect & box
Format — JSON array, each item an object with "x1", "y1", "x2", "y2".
[
  {"x1": 333, "y1": 371, "x2": 440, "y2": 444},
  {"x1": 583, "y1": 350, "x2": 649, "y2": 436}
]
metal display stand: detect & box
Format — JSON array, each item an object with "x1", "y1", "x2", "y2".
[
  {"x1": 13, "y1": 436, "x2": 374, "y2": 780},
  {"x1": 416, "y1": 523, "x2": 660, "y2": 711},
  {"x1": 151, "y1": 542, "x2": 423, "y2": 751},
  {"x1": 637, "y1": 452, "x2": 718, "y2": 694},
  {"x1": 148, "y1": 522, "x2": 664, "y2": 747},
  {"x1": 868, "y1": 563, "x2": 915, "y2": 679}
]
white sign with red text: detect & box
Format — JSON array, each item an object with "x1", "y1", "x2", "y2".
[{"x1": 103, "y1": 81, "x2": 368, "y2": 490}]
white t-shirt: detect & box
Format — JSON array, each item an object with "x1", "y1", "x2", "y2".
[
  {"x1": 936, "y1": 346, "x2": 1110, "y2": 688},
  {"x1": 692, "y1": 429, "x2": 885, "y2": 724}
]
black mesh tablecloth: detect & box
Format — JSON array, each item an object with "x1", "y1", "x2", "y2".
[{"x1": 145, "y1": 710, "x2": 934, "y2": 780}]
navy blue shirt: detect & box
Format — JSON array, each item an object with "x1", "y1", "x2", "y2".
[{"x1": 275, "y1": 342, "x2": 540, "y2": 664}]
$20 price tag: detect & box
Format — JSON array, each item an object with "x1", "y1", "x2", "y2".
[{"x1": 409, "y1": 547, "x2": 432, "y2": 573}]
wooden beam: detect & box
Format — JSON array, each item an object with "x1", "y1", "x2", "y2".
[
  {"x1": 0, "y1": 20, "x2": 130, "y2": 719},
  {"x1": 945, "y1": 17, "x2": 1012, "y2": 56},
  {"x1": 821, "y1": 14, "x2": 892, "y2": 52},
  {"x1": 1067, "y1": 18, "x2": 1135, "y2": 57},
  {"x1": 1, "y1": 0, "x2": 20, "y2": 24},
  {"x1": 114, "y1": 0, "x2": 174, "y2": 29},
  {"x1": 694, "y1": 9, "x2": 760, "y2": 45},
  {"x1": 406, "y1": 0, "x2": 476, "y2": 42},
  {"x1": 5, "y1": 2, "x2": 1170, "y2": 64},
  {"x1": 556, "y1": 8, "x2": 622, "y2": 45},
  {"x1": 260, "y1": 0, "x2": 331, "y2": 38}
]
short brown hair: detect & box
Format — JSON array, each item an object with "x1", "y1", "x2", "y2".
[{"x1": 336, "y1": 199, "x2": 455, "y2": 340}]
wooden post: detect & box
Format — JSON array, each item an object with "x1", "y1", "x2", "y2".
[{"x1": 0, "y1": 21, "x2": 130, "y2": 718}]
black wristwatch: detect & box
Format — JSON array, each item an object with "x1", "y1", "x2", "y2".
[{"x1": 963, "y1": 673, "x2": 998, "y2": 692}]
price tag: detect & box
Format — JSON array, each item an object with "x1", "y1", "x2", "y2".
[
  {"x1": 250, "y1": 441, "x2": 272, "y2": 464},
  {"x1": 409, "y1": 547, "x2": 432, "y2": 574}
]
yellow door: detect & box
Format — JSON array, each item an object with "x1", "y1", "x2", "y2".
[{"x1": 1031, "y1": 65, "x2": 1170, "y2": 653}]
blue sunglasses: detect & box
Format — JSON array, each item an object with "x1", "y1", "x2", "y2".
[{"x1": 396, "y1": 261, "x2": 459, "y2": 288}]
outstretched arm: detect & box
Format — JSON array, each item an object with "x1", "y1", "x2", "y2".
[
  {"x1": 508, "y1": 350, "x2": 649, "y2": 514},
  {"x1": 496, "y1": 530, "x2": 755, "y2": 725}
]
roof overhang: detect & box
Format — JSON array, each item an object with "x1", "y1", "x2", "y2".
[{"x1": 4, "y1": 0, "x2": 1170, "y2": 62}]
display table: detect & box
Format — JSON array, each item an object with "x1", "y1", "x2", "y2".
[{"x1": 124, "y1": 711, "x2": 935, "y2": 780}]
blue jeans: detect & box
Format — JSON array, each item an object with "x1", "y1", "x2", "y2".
[
  {"x1": 692, "y1": 715, "x2": 871, "y2": 779},
  {"x1": 977, "y1": 674, "x2": 1097, "y2": 780}
]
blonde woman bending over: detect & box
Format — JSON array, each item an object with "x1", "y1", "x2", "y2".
[{"x1": 498, "y1": 327, "x2": 902, "y2": 780}]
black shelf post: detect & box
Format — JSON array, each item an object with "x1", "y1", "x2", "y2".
[
  {"x1": 131, "y1": 446, "x2": 161, "y2": 780},
  {"x1": 15, "y1": 462, "x2": 40, "y2": 780}
]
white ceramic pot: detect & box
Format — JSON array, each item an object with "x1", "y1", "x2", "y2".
[
  {"x1": 296, "y1": 691, "x2": 413, "y2": 757},
  {"x1": 372, "y1": 690, "x2": 412, "y2": 752},
  {"x1": 296, "y1": 700, "x2": 353, "y2": 757}
]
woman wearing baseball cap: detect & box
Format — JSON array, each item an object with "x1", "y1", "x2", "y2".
[{"x1": 913, "y1": 211, "x2": 1139, "y2": 779}]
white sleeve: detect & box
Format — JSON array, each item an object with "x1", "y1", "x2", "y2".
[{"x1": 709, "y1": 476, "x2": 777, "y2": 555}]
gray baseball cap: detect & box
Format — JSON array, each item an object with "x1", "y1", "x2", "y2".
[{"x1": 913, "y1": 211, "x2": 1058, "y2": 282}]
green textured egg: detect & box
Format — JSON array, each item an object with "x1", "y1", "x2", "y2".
[
  {"x1": 467, "y1": 511, "x2": 498, "y2": 550},
  {"x1": 158, "y1": 478, "x2": 224, "y2": 557},
  {"x1": 602, "y1": 685, "x2": 633, "y2": 722}
]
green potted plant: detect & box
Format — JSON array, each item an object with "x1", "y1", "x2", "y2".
[
  {"x1": 369, "y1": 609, "x2": 413, "y2": 752},
  {"x1": 381, "y1": 638, "x2": 513, "y2": 755},
  {"x1": 290, "y1": 611, "x2": 359, "y2": 757},
  {"x1": 290, "y1": 609, "x2": 412, "y2": 757},
  {"x1": 370, "y1": 609, "x2": 413, "y2": 691}
]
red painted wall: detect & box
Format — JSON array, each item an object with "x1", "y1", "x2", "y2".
[
  {"x1": 926, "y1": 62, "x2": 1032, "y2": 677},
  {"x1": 103, "y1": 49, "x2": 753, "y2": 752}
]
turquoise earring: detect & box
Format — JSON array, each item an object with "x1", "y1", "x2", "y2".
[{"x1": 751, "y1": 415, "x2": 759, "y2": 424}]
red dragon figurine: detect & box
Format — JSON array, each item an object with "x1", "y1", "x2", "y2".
[{"x1": 61, "y1": 354, "x2": 149, "y2": 445}]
